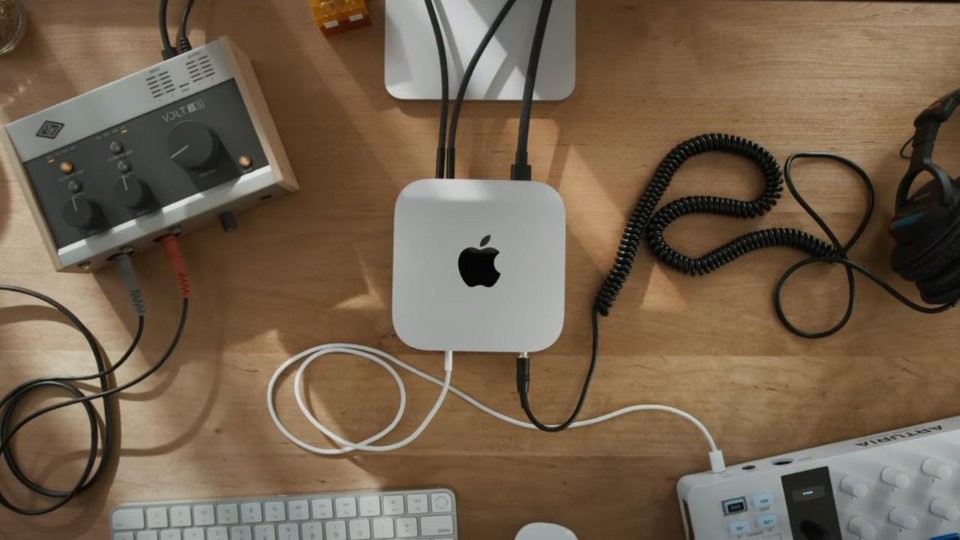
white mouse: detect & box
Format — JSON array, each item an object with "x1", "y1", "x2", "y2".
[{"x1": 515, "y1": 522, "x2": 578, "y2": 540}]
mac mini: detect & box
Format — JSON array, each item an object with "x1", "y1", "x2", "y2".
[{"x1": 393, "y1": 179, "x2": 566, "y2": 353}]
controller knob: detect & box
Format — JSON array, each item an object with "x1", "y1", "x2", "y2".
[
  {"x1": 848, "y1": 516, "x2": 877, "y2": 540},
  {"x1": 888, "y1": 507, "x2": 919, "y2": 530},
  {"x1": 922, "y1": 458, "x2": 953, "y2": 480},
  {"x1": 931, "y1": 498, "x2": 960, "y2": 521},
  {"x1": 881, "y1": 467, "x2": 911, "y2": 489},
  {"x1": 62, "y1": 196, "x2": 103, "y2": 230},
  {"x1": 167, "y1": 120, "x2": 221, "y2": 170},
  {"x1": 840, "y1": 476, "x2": 869, "y2": 498},
  {"x1": 114, "y1": 175, "x2": 155, "y2": 211}
]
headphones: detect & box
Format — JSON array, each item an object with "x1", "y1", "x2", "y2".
[{"x1": 891, "y1": 89, "x2": 960, "y2": 306}]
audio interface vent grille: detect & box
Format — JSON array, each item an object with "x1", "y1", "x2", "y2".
[
  {"x1": 145, "y1": 70, "x2": 176, "y2": 99},
  {"x1": 186, "y1": 54, "x2": 216, "y2": 83}
]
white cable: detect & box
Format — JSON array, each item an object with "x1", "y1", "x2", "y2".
[{"x1": 267, "y1": 344, "x2": 725, "y2": 472}]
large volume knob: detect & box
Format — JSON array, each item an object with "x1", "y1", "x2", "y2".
[
  {"x1": 922, "y1": 458, "x2": 953, "y2": 480},
  {"x1": 840, "y1": 476, "x2": 869, "y2": 498},
  {"x1": 848, "y1": 516, "x2": 878, "y2": 540},
  {"x1": 931, "y1": 498, "x2": 960, "y2": 521},
  {"x1": 167, "y1": 120, "x2": 221, "y2": 170},
  {"x1": 881, "y1": 467, "x2": 912, "y2": 489},
  {"x1": 114, "y1": 175, "x2": 155, "y2": 211},
  {"x1": 62, "y1": 196, "x2": 103, "y2": 230},
  {"x1": 888, "y1": 507, "x2": 919, "y2": 530}
]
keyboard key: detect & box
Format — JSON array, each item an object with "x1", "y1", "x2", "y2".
[
  {"x1": 254, "y1": 525, "x2": 276, "y2": 540},
  {"x1": 115, "y1": 534, "x2": 134, "y2": 540},
  {"x1": 218, "y1": 504, "x2": 240, "y2": 525},
  {"x1": 349, "y1": 519, "x2": 371, "y2": 539},
  {"x1": 431, "y1": 492, "x2": 453, "y2": 512},
  {"x1": 422, "y1": 515, "x2": 455, "y2": 536},
  {"x1": 372, "y1": 517, "x2": 394, "y2": 539},
  {"x1": 382, "y1": 495, "x2": 404, "y2": 516},
  {"x1": 241, "y1": 503, "x2": 263, "y2": 524},
  {"x1": 335, "y1": 497, "x2": 358, "y2": 518},
  {"x1": 171, "y1": 506, "x2": 192, "y2": 527},
  {"x1": 113, "y1": 508, "x2": 146, "y2": 530},
  {"x1": 326, "y1": 520, "x2": 348, "y2": 540},
  {"x1": 406, "y1": 494, "x2": 428, "y2": 514},
  {"x1": 160, "y1": 531, "x2": 182, "y2": 540},
  {"x1": 230, "y1": 526, "x2": 253, "y2": 540},
  {"x1": 396, "y1": 517, "x2": 418, "y2": 537},
  {"x1": 194, "y1": 505, "x2": 216, "y2": 526},
  {"x1": 146, "y1": 507, "x2": 169, "y2": 529},
  {"x1": 136, "y1": 532, "x2": 158, "y2": 540},
  {"x1": 301, "y1": 522, "x2": 323, "y2": 540},
  {"x1": 264, "y1": 502, "x2": 286, "y2": 522},
  {"x1": 278, "y1": 523, "x2": 300, "y2": 540},
  {"x1": 311, "y1": 499, "x2": 333, "y2": 519},
  {"x1": 288, "y1": 500, "x2": 310, "y2": 521},
  {"x1": 184, "y1": 529, "x2": 204, "y2": 540},
  {"x1": 358, "y1": 496, "x2": 380, "y2": 517},
  {"x1": 208, "y1": 527, "x2": 229, "y2": 540}
]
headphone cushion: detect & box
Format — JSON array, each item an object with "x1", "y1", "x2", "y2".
[
  {"x1": 896, "y1": 220, "x2": 960, "y2": 282},
  {"x1": 917, "y1": 259, "x2": 960, "y2": 305}
]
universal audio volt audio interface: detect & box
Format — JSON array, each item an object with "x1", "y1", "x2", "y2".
[
  {"x1": 2, "y1": 37, "x2": 297, "y2": 271},
  {"x1": 678, "y1": 416, "x2": 960, "y2": 539}
]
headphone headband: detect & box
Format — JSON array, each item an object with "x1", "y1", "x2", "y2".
[{"x1": 898, "y1": 88, "x2": 960, "y2": 209}]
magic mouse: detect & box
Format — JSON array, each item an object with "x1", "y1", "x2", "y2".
[{"x1": 515, "y1": 522, "x2": 578, "y2": 540}]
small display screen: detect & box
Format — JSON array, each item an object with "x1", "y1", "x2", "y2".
[
  {"x1": 722, "y1": 497, "x2": 747, "y2": 515},
  {"x1": 791, "y1": 485, "x2": 826, "y2": 502}
]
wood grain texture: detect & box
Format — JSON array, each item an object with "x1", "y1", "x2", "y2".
[{"x1": 2, "y1": 1, "x2": 960, "y2": 538}]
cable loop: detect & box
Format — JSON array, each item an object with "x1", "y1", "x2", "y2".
[{"x1": 594, "y1": 134, "x2": 952, "y2": 337}]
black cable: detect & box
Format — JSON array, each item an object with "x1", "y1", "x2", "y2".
[
  {"x1": 0, "y1": 292, "x2": 188, "y2": 515},
  {"x1": 511, "y1": 0, "x2": 554, "y2": 181},
  {"x1": 424, "y1": 0, "x2": 449, "y2": 179},
  {"x1": 176, "y1": 0, "x2": 196, "y2": 53},
  {"x1": 594, "y1": 133, "x2": 953, "y2": 339},
  {"x1": 516, "y1": 307, "x2": 599, "y2": 432},
  {"x1": 159, "y1": 0, "x2": 177, "y2": 59},
  {"x1": 899, "y1": 135, "x2": 913, "y2": 160},
  {"x1": 445, "y1": 0, "x2": 518, "y2": 178}
]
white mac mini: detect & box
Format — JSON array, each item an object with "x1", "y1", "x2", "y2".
[{"x1": 392, "y1": 179, "x2": 566, "y2": 353}]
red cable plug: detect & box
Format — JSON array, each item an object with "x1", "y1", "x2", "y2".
[{"x1": 161, "y1": 235, "x2": 192, "y2": 299}]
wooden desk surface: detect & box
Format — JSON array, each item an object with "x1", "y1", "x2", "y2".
[{"x1": 3, "y1": 1, "x2": 960, "y2": 538}]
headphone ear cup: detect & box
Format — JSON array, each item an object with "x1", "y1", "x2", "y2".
[
  {"x1": 917, "y1": 258, "x2": 960, "y2": 304},
  {"x1": 895, "y1": 220, "x2": 960, "y2": 282}
]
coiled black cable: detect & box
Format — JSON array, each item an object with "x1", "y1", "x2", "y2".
[{"x1": 594, "y1": 133, "x2": 953, "y2": 338}]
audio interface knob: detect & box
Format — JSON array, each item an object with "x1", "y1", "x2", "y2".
[
  {"x1": 840, "y1": 476, "x2": 869, "y2": 498},
  {"x1": 888, "y1": 507, "x2": 919, "y2": 530},
  {"x1": 881, "y1": 467, "x2": 911, "y2": 489},
  {"x1": 922, "y1": 458, "x2": 953, "y2": 480},
  {"x1": 931, "y1": 498, "x2": 960, "y2": 521},
  {"x1": 114, "y1": 175, "x2": 155, "y2": 211},
  {"x1": 168, "y1": 120, "x2": 221, "y2": 170},
  {"x1": 847, "y1": 516, "x2": 877, "y2": 540},
  {"x1": 62, "y1": 196, "x2": 103, "y2": 230}
]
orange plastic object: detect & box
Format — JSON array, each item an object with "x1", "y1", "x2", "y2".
[{"x1": 310, "y1": 0, "x2": 372, "y2": 36}]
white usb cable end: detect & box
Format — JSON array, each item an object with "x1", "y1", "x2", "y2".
[
  {"x1": 709, "y1": 449, "x2": 726, "y2": 474},
  {"x1": 443, "y1": 350, "x2": 454, "y2": 372}
]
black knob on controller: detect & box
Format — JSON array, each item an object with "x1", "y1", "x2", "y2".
[
  {"x1": 62, "y1": 196, "x2": 103, "y2": 230},
  {"x1": 168, "y1": 120, "x2": 221, "y2": 170},
  {"x1": 114, "y1": 175, "x2": 155, "y2": 211}
]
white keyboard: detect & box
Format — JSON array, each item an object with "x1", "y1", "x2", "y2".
[{"x1": 110, "y1": 488, "x2": 458, "y2": 540}]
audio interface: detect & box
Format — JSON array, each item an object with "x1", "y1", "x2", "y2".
[
  {"x1": 1, "y1": 36, "x2": 297, "y2": 271},
  {"x1": 678, "y1": 416, "x2": 960, "y2": 539}
]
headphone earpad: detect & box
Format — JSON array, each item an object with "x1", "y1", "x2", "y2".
[
  {"x1": 917, "y1": 258, "x2": 960, "y2": 304},
  {"x1": 895, "y1": 223, "x2": 960, "y2": 282}
]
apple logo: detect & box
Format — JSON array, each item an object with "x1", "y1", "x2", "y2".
[{"x1": 458, "y1": 235, "x2": 501, "y2": 287}]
